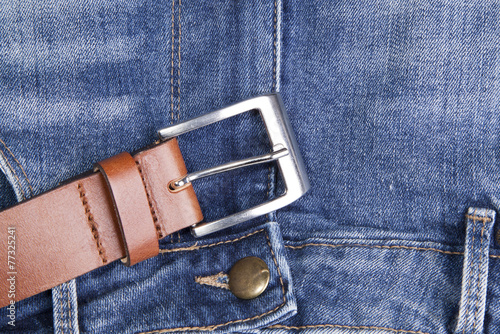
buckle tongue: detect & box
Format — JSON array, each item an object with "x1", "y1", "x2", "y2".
[{"x1": 157, "y1": 93, "x2": 310, "y2": 237}]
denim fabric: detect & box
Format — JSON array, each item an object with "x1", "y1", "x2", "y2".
[{"x1": 1, "y1": 0, "x2": 500, "y2": 333}]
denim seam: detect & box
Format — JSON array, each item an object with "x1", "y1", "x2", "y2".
[
  {"x1": 66, "y1": 286, "x2": 73, "y2": 334},
  {"x1": 285, "y1": 243, "x2": 464, "y2": 255},
  {"x1": 159, "y1": 242, "x2": 200, "y2": 253},
  {"x1": 267, "y1": 324, "x2": 431, "y2": 334},
  {"x1": 194, "y1": 272, "x2": 229, "y2": 290},
  {"x1": 283, "y1": 242, "x2": 500, "y2": 262},
  {"x1": 0, "y1": 137, "x2": 34, "y2": 195},
  {"x1": 170, "y1": 0, "x2": 176, "y2": 124},
  {"x1": 461, "y1": 209, "x2": 478, "y2": 333},
  {"x1": 168, "y1": 0, "x2": 182, "y2": 244},
  {"x1": 169, "y1": 0, "x2": 182, "y2": 123},
  {"x1": 267, "y1": 0, "x2": 279, "y2": 221},
  {"x1": 272, "y1": 0, "x2": 278, "y2": 92},
  {"x1": 77, "y1": 183, "x2": 107, "y2": 264},
  {"x1": 142, "y1": 229, "x2": 287, "y2": 333},
  {"x1": 463, "y1": 10, "x2": 488, "y2": 331},
  {"x1": 0, "y1": 146, "x2": 27, "y2": 199},
  {"x1": 159, "y1": 229, "x2": 263, "y2": 253},
  {"x1": 59, "y1": 287, "x2": 65, "y2": 334},
  {"x1": 160, "y1": 240, "x2": 479, "y2": 257},
  {"x1": 265, "y1": 229, "x2": 286, "y2": 301},
  {"x1": 176, "y1": 0, "x2": 181, "y2": 122},
  {"x1": 135, "y1": 160, "x2": 163, "y2": 238}
]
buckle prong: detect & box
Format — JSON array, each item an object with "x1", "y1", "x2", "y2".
[
  {"x1": 169, "y1": 145, "x2": 288, "y2": 193},
  {"x1": 157, "y1": 93, "x2": 310, "y2": 237}
]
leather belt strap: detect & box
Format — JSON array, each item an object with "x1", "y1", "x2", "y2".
[{"x1": 0, "y1": 138, "x2": 203, "y2": 308}]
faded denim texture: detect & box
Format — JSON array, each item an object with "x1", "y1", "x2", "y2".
[{"x1": 1, "y1": 0, "x2": 500, "y2": 333}]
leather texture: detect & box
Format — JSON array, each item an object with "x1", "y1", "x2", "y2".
[
  {"x1": 94, "y1": 152, "x2": 159, "y2": 267},
  {"x1": 0, "y1": 138, "x2": 203, "y2": 307}
]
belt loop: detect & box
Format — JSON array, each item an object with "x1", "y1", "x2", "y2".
[
  {"x1": 52, "y1": 279, "x2": 80, "y2": 334},
  {"x1": 94, "y1": 152, "x2": 159, "y2": 266},
  {"x1": 455, "y1": 207, "x2": 496, "y2": 334}
]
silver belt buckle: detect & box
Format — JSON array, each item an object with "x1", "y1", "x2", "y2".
[{"x1": 157, "y1": 93, "x2": 310, "y2": 237}]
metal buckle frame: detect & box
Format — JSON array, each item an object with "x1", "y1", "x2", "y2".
[{"x1": 157, "y1": 93, "x2": 310, "y2": 237}]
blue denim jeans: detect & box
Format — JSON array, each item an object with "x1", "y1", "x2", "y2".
[{"x1": 1, "y1": 0, "x2": 500, "y2": 333}]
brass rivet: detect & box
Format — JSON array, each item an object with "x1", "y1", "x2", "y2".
[{"x1": 228, "y1": 256, "x2": 270, "y2": 300}]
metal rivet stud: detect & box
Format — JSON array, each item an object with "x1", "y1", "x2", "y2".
[{"x1": 228, "y1": 256, "x2": 270, "y2": 300}]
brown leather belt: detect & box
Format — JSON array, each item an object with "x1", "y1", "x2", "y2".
[
  {"x1": 0, "y1": 139, "x2": 202, "y2": 308},
  {"x1": 0, "y1": 93, "x2": 310, "y2": 308}
]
